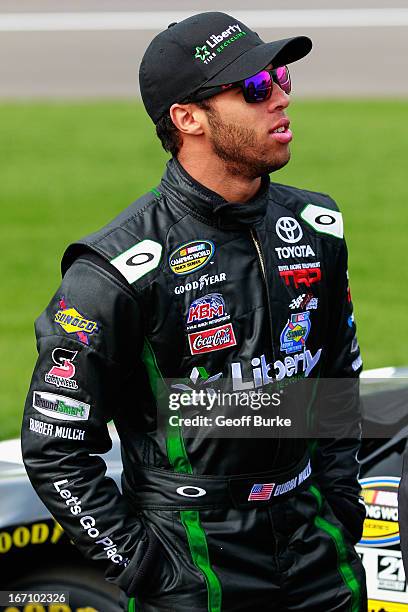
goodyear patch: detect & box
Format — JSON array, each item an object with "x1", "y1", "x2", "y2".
[
  {"x1": 359, "y1": 477, "x2": 400, "y2": 547},
  {"x1": 169, "y1": 240, "x2": 214, "y2": 276},
  {"x1": 54, "y1": 297, "x2": 99, "y2": 344}
]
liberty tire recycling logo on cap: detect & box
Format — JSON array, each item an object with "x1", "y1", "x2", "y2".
[
  {"x1": 276, "y1": 217, "x2": 303, "y2": 244},
  {"x1": 193, "y1": 23, "x2": 247, "y2": 65},
  {"x1": 110, "y1": 239, "x2": 162, "y2": 284},
  {"x1": 195, "y1": 46, "x2": 210, "y2": 61},
  {"x1": 169, "y1": 240, "x2": 215, "y2": 276}
]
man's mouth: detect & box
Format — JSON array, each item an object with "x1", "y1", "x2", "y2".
[{"x1": 269, "y1": 120, "x2": 292, "y2": 143}]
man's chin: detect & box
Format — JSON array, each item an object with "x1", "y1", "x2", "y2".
[{"x1": 267, "y1": 148, "x2": 291, "y2": 174}]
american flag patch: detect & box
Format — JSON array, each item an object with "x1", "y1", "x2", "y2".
[{"x1": 248, "y1": 483, "x2": 275, "y2": 501}]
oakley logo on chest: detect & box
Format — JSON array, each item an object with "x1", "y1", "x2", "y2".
[{"x1": 176, "y1": 486, "x2": 207, "y2": 498}]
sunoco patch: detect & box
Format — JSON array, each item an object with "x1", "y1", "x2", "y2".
[
  {"x1": 169, "y1": 240, "x2": 214, "y2": 276},
  {"x1": 54, "y1": 297, "x2": 99, "y2": 345}
]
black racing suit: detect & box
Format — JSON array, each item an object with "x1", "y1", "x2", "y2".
[{"x1": 22, "y1": 158, "x2": 367, "y2": 611}]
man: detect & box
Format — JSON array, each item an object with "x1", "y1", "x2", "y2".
[{"x1": 22, "y1": 11, "x2": 367, "y2": 612}]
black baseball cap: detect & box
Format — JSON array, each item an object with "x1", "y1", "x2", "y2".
[{"x1": 139, "y1": 11, "x2": 312, "y2": 123}]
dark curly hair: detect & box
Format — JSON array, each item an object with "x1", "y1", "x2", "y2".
[{"x1": 155, "y1": 99, "x2": 212, "y2": 157}]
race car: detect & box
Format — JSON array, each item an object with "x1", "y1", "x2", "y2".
[{"x1": 1, "y1": 368, "x2": 407, "y2": 612}]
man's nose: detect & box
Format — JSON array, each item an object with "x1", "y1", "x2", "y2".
[{"x1": 267, "y1": 83, "x2": 290, "y2": 111}]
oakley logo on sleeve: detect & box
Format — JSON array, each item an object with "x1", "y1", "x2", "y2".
[
  {"x1": 300, "y1": 204, "x2": 344, "y2": 239},
  {"x1": 110, "y1": 240, "x2": 162, "y2": 284}
]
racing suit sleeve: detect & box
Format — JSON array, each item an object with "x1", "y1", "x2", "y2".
[
  {"x1": 21, "y1": 252, "x2": 160, "y2": 595},
  {"x1": 311, "y1": 238, "x2": 366, "y2": 543}
]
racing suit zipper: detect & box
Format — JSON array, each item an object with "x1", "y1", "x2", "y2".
[
  {"x1": 250, "y1": 228, "x2": 277, "y2": 369},
  {"x1": 251, "y1": 229, "x2": 266, "y2": 280},
  {"x1": 251, "y1": 228, "x2": 283, "y2": 558}
]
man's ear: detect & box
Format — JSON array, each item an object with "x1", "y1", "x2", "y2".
[{"x1": 170, "y1": 103, "x2": 205, "y2": 136}]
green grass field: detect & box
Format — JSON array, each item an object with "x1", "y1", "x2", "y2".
[{"x1": 1, "y1": 100, "x2": 407, "y2": 441}]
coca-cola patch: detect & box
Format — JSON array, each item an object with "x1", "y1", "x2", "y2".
[{"x1": 188, "y1": 323, "x2": 237, "y2": 355}]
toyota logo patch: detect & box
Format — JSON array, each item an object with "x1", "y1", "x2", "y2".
[{"x1": 276, "y1": 217, "x2": 303, "y2": 244}]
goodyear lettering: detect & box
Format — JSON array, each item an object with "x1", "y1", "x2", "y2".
[
  {"x1": 0, "y1": 521, "x2": 63, "y2": 554},
  {"x1": 174, "y1": 273, "x2": 226, "y2": 295}
]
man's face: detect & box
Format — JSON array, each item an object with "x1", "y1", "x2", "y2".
[{"x1": 199, "y1": 68, "x2": 291, "y2": 179}]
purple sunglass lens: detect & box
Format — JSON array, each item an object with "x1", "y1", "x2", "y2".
[
  {"x1": 274, "y1": 66, "x2": 291, "y2": 95},
  {"x1": 243, "y1": 70, "x2": 273, "y2": 101}
]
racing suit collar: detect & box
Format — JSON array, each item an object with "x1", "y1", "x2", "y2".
[{"x1": 161, "y1": 157, "x2": 269, "y2": 230}]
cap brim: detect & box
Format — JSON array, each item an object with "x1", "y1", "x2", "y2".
[{"x1": 204, "y1": 36, "x2": 312, "y2": 87}]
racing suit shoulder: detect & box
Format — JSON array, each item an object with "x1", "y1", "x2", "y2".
[{"x1": 61, "y1": 188, "x2": 172, "y2": 290}]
